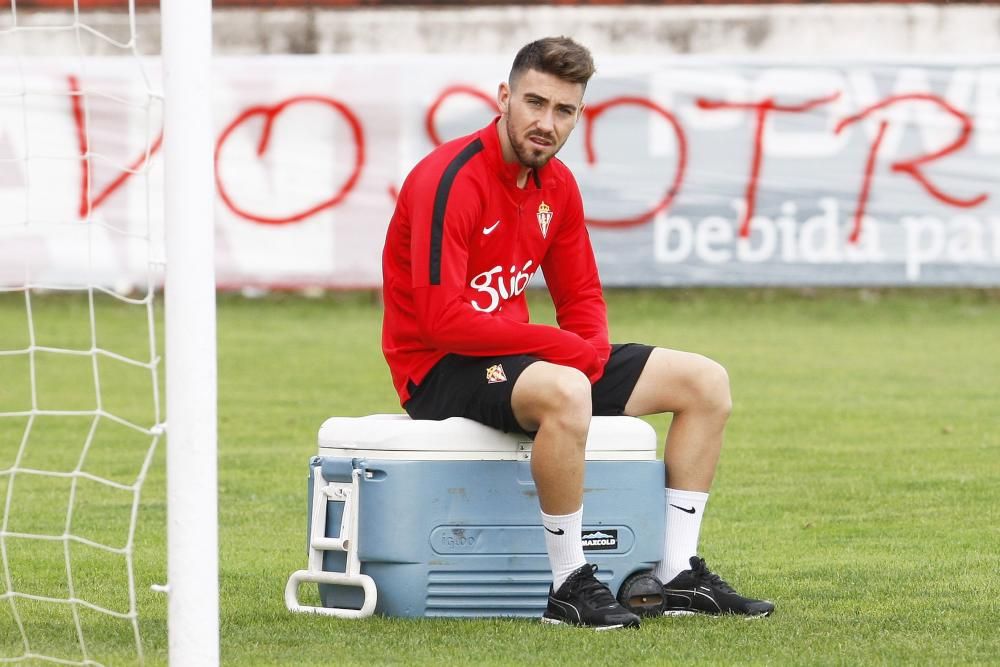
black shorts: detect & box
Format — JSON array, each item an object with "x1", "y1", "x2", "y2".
[{"x1": 404, "y1": 343, "x2": 655, "y2": 435}]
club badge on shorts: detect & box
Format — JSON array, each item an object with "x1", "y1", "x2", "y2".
[
  {"x1": 536, "y1": 201, "x2": 553, "y2": 238},
  {"x1": 485, "y1": 363, "x2": 507, "y2": 384}
]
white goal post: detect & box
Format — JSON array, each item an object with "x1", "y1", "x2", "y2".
[
  {"x1": 161, "y1": 0, "x2": 220, "y2": 665},
  {"x1": 0, "y1": 0, "x2": 218, "y2": 662}
]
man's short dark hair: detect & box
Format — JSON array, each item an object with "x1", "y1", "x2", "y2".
[{"x1": 509, "y1": 37, "x2": 596, "y2": 89}]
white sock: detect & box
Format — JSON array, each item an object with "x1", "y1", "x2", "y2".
[
  {"x1": 541, "y1": 506, "x2": 586, "y2": 591},
  {"x1": 653, "y1": 488, "x2": 709, "y2": 584}
]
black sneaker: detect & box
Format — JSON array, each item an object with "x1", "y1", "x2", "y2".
[
  {"x1": 662, "y1": 556, "x2": 775, "y2": 617},
  {"x1": 542, "y1": 564, "x2": 641, "y2": 630}
]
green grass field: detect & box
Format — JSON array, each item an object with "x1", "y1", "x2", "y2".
[{"x1": 2, "y1": 288, "x2": 999, "y2": 665}]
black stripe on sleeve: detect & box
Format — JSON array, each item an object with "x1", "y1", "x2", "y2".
[{"x1": 429, "y1": 138, "x2": 484, "y2": 285}]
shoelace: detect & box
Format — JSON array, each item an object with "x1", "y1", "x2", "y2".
[
  {"x1": 689, "y1": 557, "x2": 737, "y2": 595},
  {"x1": 568, "y1": 564, "x2": 618, "y2": 607}
]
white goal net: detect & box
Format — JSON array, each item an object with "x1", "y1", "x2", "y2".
[{"x1": 1, "y1": 1, "x2": 215, "y2": 664}]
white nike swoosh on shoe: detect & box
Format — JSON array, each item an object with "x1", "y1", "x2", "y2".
[{"x1": 694, "y1": 590, "x2": 722, "y2": 612}]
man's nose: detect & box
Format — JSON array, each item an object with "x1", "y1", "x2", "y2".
[{"x1": 536, "y1": 108, "x2": 555, "y2": 133}]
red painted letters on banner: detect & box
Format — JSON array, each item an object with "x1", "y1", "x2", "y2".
[{"x1": 68, "y1": 78, "x2": 984, "y2": 247}]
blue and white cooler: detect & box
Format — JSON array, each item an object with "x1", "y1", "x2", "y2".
[{"x1": 284, "y1": 414, "x2": 665, "y2": 619}]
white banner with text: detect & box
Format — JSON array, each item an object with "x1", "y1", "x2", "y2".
[{"x1": 3, "y1": 55, "x2": 999, "y2": 289}]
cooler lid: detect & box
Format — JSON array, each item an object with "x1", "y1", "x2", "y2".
[{"x1": 317, "y1": 414, "x2": 657, "y2": 461}]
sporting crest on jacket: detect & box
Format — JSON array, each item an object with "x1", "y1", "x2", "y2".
[{"x1": 536, "y1": 201, "x2": 553, "y2": 238}]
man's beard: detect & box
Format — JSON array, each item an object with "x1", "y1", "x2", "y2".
[{"x1": 507, "y1": 123, "x2": 557, "y2": 169}]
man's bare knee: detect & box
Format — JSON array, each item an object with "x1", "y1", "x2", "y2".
[
  {"x1": 690, "y1": 355, "x2": 732, "y2": 418},
  {"x1": 512, "y1": 363, "x2": 591, "y2": 434},
  {"x1": 547, "y1": 368, "x2": 592, "y2": 425}
]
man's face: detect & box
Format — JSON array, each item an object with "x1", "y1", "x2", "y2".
[{"x1": 498, "y1": 68, "x2": 585, "y2": 170}]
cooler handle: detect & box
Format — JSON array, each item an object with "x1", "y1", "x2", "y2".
[
  {"x1": 284, "y1": 570, "x2": 376, "y2": 619},
  {"x1": 285, "y1": 465, "x2": 377, "y2": 618}
]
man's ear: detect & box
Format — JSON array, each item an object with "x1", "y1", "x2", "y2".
[{"x1": 497, "y1": 81, "x2": 510, "y2": 115}]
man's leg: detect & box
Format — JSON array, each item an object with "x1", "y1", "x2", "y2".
[
  {"x1": 623, "y1": 348, "x2": 728, "y2": 583},
  {"x1": 512, "y1": 361, "x2": 640, "y2": 628},
  {"x1": 623, "y1": 347, "x2": 731, "y2": 492},
  {"x1": 511, "y1": 361, "x2": 591, "y2": 590},
  {"x1": 622, "y1": 347, "x2": 773, "y2": 616},
  {"x1": 511, "y1": 361, "x2": 592, "y2": 514}
]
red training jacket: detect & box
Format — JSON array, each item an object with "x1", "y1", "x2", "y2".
[{"x1": 381, "y1": 118, "x2": 610, "y2": 405}]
